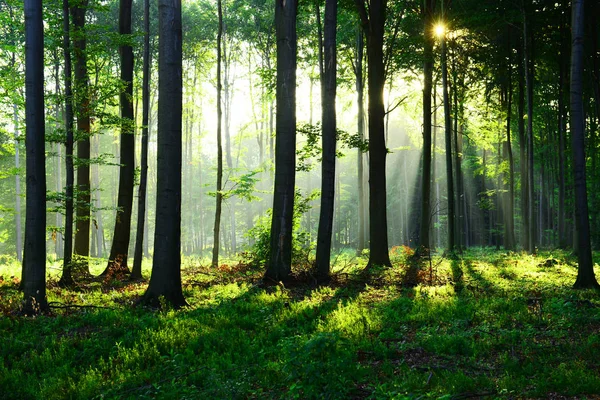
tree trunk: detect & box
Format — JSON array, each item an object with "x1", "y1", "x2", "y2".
[
  {"x1": 22, "y1": 0, "x2": 48, "y2": 314},
  {"x1": 14, "y1": 104, "x2": 22, "y2": 262},
  {"x1": 355, "y1": 0, "x2": 392, "y2": 268},
  {"x1": 212, "y1": 0, "x2": 224, "y2": 268},
  {"x1": 570, "y1": 0, "x2": 599, "y2": 289},
  {"x1": 523, "y1": 6, "x2": 535, "y2": 253},
  {"x1": 441, "y1": 17, "x2": 455, "y2": 253},
  {"x1": 504, "y1": 34, "x2": 516, "y2": 250},
  {"x1": 418, "y1": 0, "x2": 434, "y2": 255},
  {"x1": 142, "y1": 0, "x2": 186, "y2": 307},
  {"x1": 558, "y1": 17, "x2": 568, "y2": 248},
  {"x1": 315, "y1": 0, "x2": 337, "y2": 280},
  {"x1": 132, "y1": 0, "x2": 151, "y2": 279},
  {"x1": 517, "y1": 38, "x2": 528, "y2": 251},
  {"x1": 103, "y1": 0, "x2": 135, "y2": 277},
  {"x1": 356, "y1": 28, "x2": 366, "y2": 254},
  {"x1": 72, "y1": 1, "x2": 91, "y2": 270},
  {"x1": 58, "y1": 0, "x2": 75, "y2": 287},
  {"x1": 265, "y1": 0, "x2": 297, "y2": 281}
]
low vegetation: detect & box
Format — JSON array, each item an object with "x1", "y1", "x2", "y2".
[{"x1": 2, "y1": 249, "x2": 600, "y2": 399}]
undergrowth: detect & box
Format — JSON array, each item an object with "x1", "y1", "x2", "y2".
[{"x1": 1, "y1": 249, "x2": 600, "y2": 399}]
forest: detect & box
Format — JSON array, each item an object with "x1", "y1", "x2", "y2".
[{"x1": 2, "y1": 0, "x2": 600, "y2": 397}]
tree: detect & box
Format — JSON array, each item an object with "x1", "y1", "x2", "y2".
[
  {"x1": 132, "y1": 0, "x2": 151, "y2": 280},
  {"x1": 265, "y1": 0, "x2": 297, "y2": 282},
  {"x1": 315, "y1": 0, "x2": 337, "y2": 280},
  {"x1": 103, "y1": 0, "x2": 135, "y2": 277},
  {"x1": 22, "y1": 0, "x2": 48, "y2": 314},
  {"x1": 355, "y1": 0, "x2": 392, "y2": 268},
  {"x1": 58, "y1": 0, "x2": 76, "y2": 287},
  {"x1": 439, "y1": 11, "x2": 455, "y2": 253},
  {"x1": 570, "y1": 0, "x2": 599, "y2": 289},
  {"x1": 523, "y1": 0, "x2": 535, "y2": 253},
  {"x1": 418, "y1": 0, "x2": 434, "y2": 255},
  {"x1": 72, "y1": 0, "x2": 91, "y2": 269},
  {"x1": 141, "y1": 0, "x2": 186, "y2": 307},
  {"x1": 212, "y1": 0, "x2": 224, "y2": 268}
]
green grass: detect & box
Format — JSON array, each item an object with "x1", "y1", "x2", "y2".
[{"x1": 2, "y1": 249, "x2": 600, "y2": 399}]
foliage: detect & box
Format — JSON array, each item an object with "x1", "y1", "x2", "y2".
[
  {"x1": 2, "y1": 250, "x2": 600, "y2": 398},
  {"x1": 296, "y1": 123, "x2": 369, "y2": 172},
  {"x1": 244, "y1": 189, "x2": 318, "y2": 268}
]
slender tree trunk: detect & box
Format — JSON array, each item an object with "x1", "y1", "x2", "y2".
[
  {"x1": 14, "y1": 104, "x2": 22, "y2": 262},
  {"x1": 356, "y1": 28, "x2": 366, "y2": 254},
  {"x1": 517, "y1": 39, "x2": 529, "y2": 251},
  {"x1": 315, "y1": 0, "x2": 337, "y2": 280},
  {"x1": 418, "y1": 0, "x2": 434, "y2": 255},
  {"x1": 570, "y1": 0, "x2": 599, "y2": 289},
  {"x1": 59, "y1": 0, "x2": 75, "y2": 287},
  {"x1": 504, "y1": 35, "x2": 516, "y2": 250},
  {"x1": 558, "y1": 19, "x2": 568, "y2": 248},
  {"x1": 23, "y1": 0, "x2": 48, "y2": 313},
  {"x1": 265, "y1": 0, "x2": 297, "y2": 281},
  {"x1": 212, "y1": 0, "x2": 224, "y2": 268},
  {"x1": 103, "y1": 0, "x2": 135, "y2": 277},
  {"x1": 355, "y1": 0, "x2": 392, "y2": 268},
  {"x1": 72, "y1": 1, "x2": 91, "y2": 270},
  {"x1": 132, "y1": 0, "x2": 151, "y2": 279},
  {"x1": 523, "y1": 6, "x2": 535, "y2": 253},
  {"x1": 142, "y1": 0, "x2": 186, "y2": 307},
  {"x1": 441, "y1": 19, "x2": 455, "y2": 253}
]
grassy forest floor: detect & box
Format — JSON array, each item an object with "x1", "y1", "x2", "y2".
[{"x1": 2, "y1": 248, "x2": 600, "y2": 399}]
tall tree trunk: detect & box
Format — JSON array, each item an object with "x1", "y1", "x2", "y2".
[
  {"x1": 59, "y1": 0, "x2": 75, "y2": 287},
  {"x1": 504, "y1": 33, "x2": 516, "y2": 250},
  {"x1": 570, "y1": 0, "x2": 599, "y2": 289},
  {"x1": 142, "y1": 0, "x2": 186, "y2": 307},
  {"x1": 92, "y1": 135, "x2": 104, "y2": 258},
  {"x1": 315, "y1": 0, "x2": 337, "y2": 280},
  {"x1": 14, "y1": 104, "x2": 22, "y2": 262},
  {"x1": 355, "y1": 0, "x2": 392, "y2": 268},
  {"x1": 517, "y1": 39, "x2": 528, "y2": 251},
  {"x1": 265, "y1": 0, "x2": 297, "y2": 281},
  {"x1": 523, "y1": 5, "x2": 535, "y2": 253},
  {"x1": 356, "y1": 28, "x2": 366, "y2": 254},
  {"x1": 132, "y1": 0, "x2": 151, "y2": 279},
  {"x1": 441, "y1": 17, "x2": 455, "y2": 253},
  {"x1": 452, "y1": 53, "x2": 463, "y2": 250},
  {"x1": 212, "y1": 0, "x2": 224, "y2": 268},
  {"x1": 418, "y1": 0, "x2": 434, "y2": 255},
  {"x1": 103, "y1": 0, "x2": 135, "y2": 277},
  {"x1": 52, "y1": 59, "x2": 64, "y2": 259},
  {"x1": 558, "y1": 17, "x2": 568, "y2": 248},
  {"x1": 23, "y1": 0, "x2": 48, "y2": 314},
  {"x1": 72, "y1": 1, "x2": 91, "y2": 270}
]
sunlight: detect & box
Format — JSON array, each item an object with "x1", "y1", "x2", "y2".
[{"x1": 434, "y1": 23, "x2": 446, "y2": 38}]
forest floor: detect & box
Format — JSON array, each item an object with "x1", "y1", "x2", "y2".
[{"x1": 2, "y1": 248, "x2": 600, "y2": 399}]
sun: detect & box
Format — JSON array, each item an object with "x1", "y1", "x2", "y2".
[{"x1": 434, "y1": 23, "x2": 446, "y2": 38}]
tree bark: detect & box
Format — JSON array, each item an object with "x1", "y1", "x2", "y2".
[
  {"x1": 142, "y1": 0, "x2": 186, "y2": 307},
  {"x1": 265, "y1": 0, "x2": 297, "y2": 281},
  {"x1": 418, "y1": 0, "x2": 434, "y2": 255},
  {"x1": 23, "y1": 0, "x2": 48, "y2": 314},
  {"x1": 355, "y1": 28, "x2": 366, "y2": 254},
  {"x1": 132, "y1": 0, "x2": 151, "y2": 279},
  {"x1": 103, "y1": 0, "x2": 135, "y2": 277},
  {"x1": 58, "y1": 0, "x2": 75, "y2": 287},
  {"x1": 441, "y1": 16, "x2": 455, "y2": 253},
  {"x1": 315, "y1": 0, "x2": 337, "y2": 280},
  {"x1": 570, "y1": 0, "x2": 599, "y2": 289},
  {"x1": 523, "y1": 5, "x2": 535, "y2": 253},
  {"x1": 355, "y1": 0, "x2": 392, "y2": 268},
  {"x1": 212, "y1": 0, "x2": 224, "y2": 268},
  {"x1": 72, "y1": 1, "x2": 91, "y2": 270}
]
